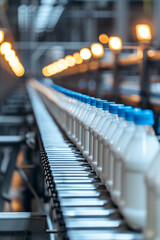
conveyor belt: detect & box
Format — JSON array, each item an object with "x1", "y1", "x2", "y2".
[{"x1": 27, "y1": 85, "x2": 143, "y2": 240}]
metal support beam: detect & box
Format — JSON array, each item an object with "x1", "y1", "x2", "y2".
[
  {"x1": 84, "y1": 2, "x2": 97, "y2": 42},
  {"x1": 115, "y1": 0, "x2": 128, "y2": 41},
  {"x1": 0, "y1": 212, "x2": 46, "y2": 231},
  {"x1": 15, "y1": 41, "x2": 92, "y2": 50},
  {"x1": 66, "y1": 10, "x2": 115, "y2": 18},
  {"x1": 112, "y1": 54, "x2": 120, "y2": 102},
  {"x1": 139, "y1": 48, "x2": 150, "y2": 108},
  {"x1": 153, "y1": 0, "x2": 160, "y2": 41}
]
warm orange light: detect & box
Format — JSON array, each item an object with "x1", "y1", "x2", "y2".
[
  {"x1": 0, "y1": 42, "x2": 12, "y2": 55},
  {"x1": 99, "y1": 33, "x2": 108, "y2": 44},
  {"x1": 42, "y1": 67, "x2": 51, "y2": 77},
  {"x1": 8, "y1": 56, "x2": 20, "y2": 67},
  {"x1": 48, "y1": 63, "x2": 60, "y2": 75},
  {"x1": 4, "y1": 50, "x2": 16, "y2": 62},
  {"x1": 42, "y1": 61, "x2": 61, "y2": 77},
  {"x1": 8, "y1": 55, "x2": 25, "y2": 77},
  {"x1": 12, "y1": 65, "x2": 25, "y2": 77},
  {"x1": 136, "y1": 24, "x2": 152, "y2": 41},
  {"x1": 0, "y1": 42, "x2": 25, "y2": 77},
  {"x1": 80, "y1": 48, "x2": 91, "y2": 60},
  {"x1": 57, "y1": 59, "x2": 68, "y2": 71},
  {"x1": 11, "y1": 65, "x2": 25, "y2": 77},
  {"x1": 42, "y1": 67, "x2": 47, "y2": 76},
  {"x1": 90, "y1": 43, "x2": 104, "y2": 58},
  {"x1": 108, "y1": 37, "x2": 122, "y2": 51},
  {"x1": 65, "y1": 55, "x2": 76, "y2": 67},
  {"x1": 0, "y1": 30, "x2": 4, "y2": 43},
  {"x1": 73, "y1": 52, "x2": 83, "y2": 64}
]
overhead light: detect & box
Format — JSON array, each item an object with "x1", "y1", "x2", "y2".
[
  {"x1": 136, "y1": 24, "x2": 152, "y2": 41},
  {"x1": 80, "y1": 48, "x2": 91, "y2": 60},
  {"x1": 35, "y1": 5, "x2": 53, "y2": 33},
  {"x1": 4, "y1": 50, "x2": 16, "y2": 62},
  {"x1": 0, "y1": 30, "x2": 4, "y2": 44},
  {"x1": 65, "y1": 55, "x2": 75, "y2": 67},
  {"x1": 42, "y1": 62, "x2": 61, "y2": 76},
  {"x1": 0, "y1": 42, "x2": 25, "y2": 77},
  {"x1": 57, "y1": 59, "x2": 68, "y2": 71},
  {"x1": 0, "y1": 42, "x2": 12, "y2": 55},
  {"x1": 47, "y1": 5, "x2": 64, "y2": 29},
  {"x1": 90, "y1": 43, "x2": 104, "y2": 58},
  {"x1": 73, "y1": 52, "x2": 83, "y2": 64},
  {"x1": 99, "y1": 33, "x2": 108, "y2": 44},
  {"x1": 108, "y1": 37, "x2": 122, "y2": 51}
]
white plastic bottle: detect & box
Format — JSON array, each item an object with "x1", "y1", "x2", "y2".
[
  {"x1": 101, "y1": 104, "x2": 123, "y2": 186},
  {"x1": 81, "y1": 98, "x2": 97, "y2": 158},
  {"x1": 111, "y1": 108, "x2": 141, "y2": 206},
  {"x1": 96, "y1": 102, "x2": 115, "y2": 177},
  {"x1": 120, "y1": 110, "x2": 159, "y2": 230},
  {"x1": 144, "y1": 150, "x2": 160, "y2": 240},
  {"x1": 65, "y1": 91, "x2": 76, "y2": 137},
  {"x1": 107, "y1": 106, "x2": 132, "y2": 193},
  {"x1": 75, "y1": 95, "x2": 87, "y2": 145},
  {"x1": 76, "y1": 96, "x2": 91, "y2": 150},
  {"x1": 70, "y1": 93, "x2": 83, "y2": 142},
  {"x1": 91, "y1": 101, "x2": 110, "y2": 171},
  {"x1": 87, "y1": 100, "x2": 105, "y2": 165},
  {"x1": 67, "y1": 92, "x2": 80, "y2": 138}
]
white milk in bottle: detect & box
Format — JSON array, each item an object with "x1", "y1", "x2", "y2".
[
  {"x1": 111, "y1": 108, "x2": 141, "y2": 206},
  {"x1": 87, "y1": 100, "x2": 105, "y2": 165},
  {"x1": 82, "y1": 98, "x2": 97, "y2": 158},
  {"x1": 96, "y1": 102, "x2": 115, "y2": 177},
  {"x1": 120, "y1": 110, "x2": 159, "y2": 229}
]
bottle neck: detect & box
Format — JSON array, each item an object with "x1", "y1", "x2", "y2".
[
  {"x1": 90, "y1": 105, "x2": 97, "y2": 111},
  {"x1": 103, "y1": 110, "x2": 109, "y2": 117},
  {"x1": 126, "y1": 121, "x2": 134, "y2": 128},
  {"x1": 118, "y1": 117, "x2": 125, "y2": 126},
  {"x1": 96, "y1": 108, "x2": 104, "y2": 114},
  {"x1": 134, "y1": 125, "x2": 155, "y2": 137},
  {"x1": 111, "y1": 114, "x2": 118, "y2": 121},
  {"x1": 119, "y1": 117, "x2": 124, "y2": 122}
]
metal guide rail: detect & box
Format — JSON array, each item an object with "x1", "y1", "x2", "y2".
[{"x1": 27, "y1": 85, "x2": 144, "y2": 240}]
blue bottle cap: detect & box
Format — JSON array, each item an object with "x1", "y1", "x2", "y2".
[
  {"x1": 76, "y1": 93, "x2": 81, "y2": 100},
  {"x1": 78, "y1": 95, "x2": 82, "y2": 101},
  {"x1": 103, "y1": 102, "x2": 115, "y2": 110},
  {"x1": 118, "y1": 106, "x2": 132, "y2": 118},
  {"x1": 125, "y1": 108, "x2": 141, "y2": 122},
  {"x1": 134, "y1": 109, "x2": 154, "y2": 125},
  {"x1": 85, "y1": 97, "x2": 91, "y2": 104},
  {"x1": 90, "y1": 98, "x2": 96, "y2": 106},
  {"x1": 96, "y1": 100, "x2": 103, "y2": 108},
  {"x1": 69, "y1": 92, "x2": 74, "y2": 98},
  {"x1": 109, "y1": 104, "x2": 124, "y2": 114},
  {"x1": 82, "y1": 96, "x2": 86, "y2": 102},
  {"x1": 73, "y1": 93, "x2": 77, "y2": 99}
]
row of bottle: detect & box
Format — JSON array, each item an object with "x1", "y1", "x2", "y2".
[{"x1": 39, "y1": 80, "x2": 160, "y2": 240}]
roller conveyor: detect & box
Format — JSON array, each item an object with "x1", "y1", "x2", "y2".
[{"x1": 27, "y1": 85, "x2": 144, "y2": 240}]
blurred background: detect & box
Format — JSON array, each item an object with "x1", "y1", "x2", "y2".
[
  {"x1": 1, "y1": 0, "x2": 160, "y2": 127},
  {"x1": 1, "y1": 1, "x2": 160, "y2": 238}
]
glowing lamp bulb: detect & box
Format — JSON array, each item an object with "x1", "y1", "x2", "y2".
[
  {"x1": 108, "y1": 37, "x2": 122, "y2": 51},
  {"x1": 80, "y1": 48, "x2": 91, "y2": 60},
  {"x1": 136, "y1": 24, "x2": 152, "y2": 41},
  {"x1": 73, "y1": 52, "x2": 83, "y2": 64},
  {"x1": 57, "y1": 59, "x2": 68, "y2": 71},
  {"x1": 99, "y1": 33, "x2": 108, "y2": 44},
  {"x1": 5, "y1": 50, "x2": 16, "y2": 62},
  {"x1": 0, "y1": 30, "x2": 4, "y2": 43},
  {"x1": 65, "y1": 55, "x2": 76, "y2": 67},
  {"x1": 90, "y1": 43, "x2": 104, "y2": 58},
  {"x1": 0, "y1": 42, "x2": 12, "y2": 55}
]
